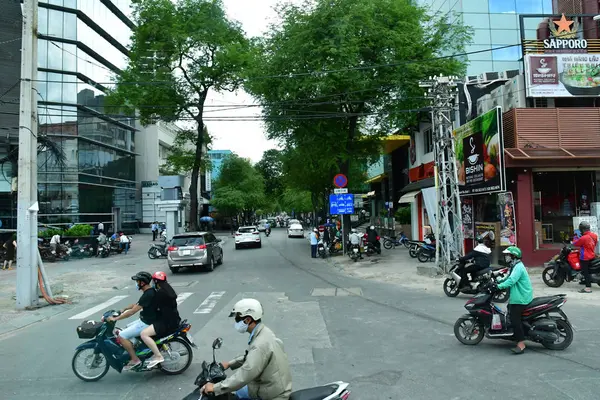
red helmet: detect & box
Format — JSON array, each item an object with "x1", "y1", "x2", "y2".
[{"x1": 152, "y1": 271, "x2": 167, "y2": 282}]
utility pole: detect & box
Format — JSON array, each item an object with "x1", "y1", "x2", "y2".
[
  {"x1": 16, "y1": 0, "x2": 39, "y2": 309},
  {"x1": 420, "y1": 75, "x2": 464, "y2": 274}
]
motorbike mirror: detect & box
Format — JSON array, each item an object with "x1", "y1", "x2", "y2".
[{"x1": 212, "y1": 337, "x2": 223, "y2": 349}]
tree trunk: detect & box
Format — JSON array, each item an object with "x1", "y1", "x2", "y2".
[
  {"x1": 339, "y1": 115, "x2": 359, "y2": 251},
  {"x1": 188, "y1": 120, "x2": 205, "y2": 231}
]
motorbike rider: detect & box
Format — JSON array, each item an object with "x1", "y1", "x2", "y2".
[
  {"x1": 494, "y1": 246, "x2": 533, "y2": 355},
  {"x1": 456, "y1": 232, "x2": 492, "y2": 287},
  {"x1": 572, "y1": 221, "x2": 598, "y2": 293},
  {"x1": 107, "y1": 271, "x2": 158, "y2": 370},
  {"x1": 139, "y1": 271, "x2": 182, "y2": 368},
  {"x1": 264, "y1": 221, "x2": 271, "y2": 235},
  {"x1": 201, "y1": 298, "x2": 292, "y2": 400},
  {"x1": 349, "y1": 228, "x2": 363, "y2": 258},
  {"x1": 366, "y1": 225, "x2": 380, "y2": 251}
]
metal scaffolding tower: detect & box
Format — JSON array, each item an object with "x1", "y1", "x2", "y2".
[{"x1": 420, "y1": 76, "x2": 464, "y2": 273}]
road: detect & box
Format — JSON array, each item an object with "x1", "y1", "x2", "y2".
[{"x1": 1, "y1": 230, "x2": 600, "y2": 400}]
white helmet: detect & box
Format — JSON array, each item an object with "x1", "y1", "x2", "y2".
[
  {"x1": 351, "y1": 228, "x2": 357, "y2": 233},
  {"x1": 370, "y1": 226, "x2": 375, "y2": 230},
  {"x1": 229, "y1": 298, "x2": 263, "y2": 320}
]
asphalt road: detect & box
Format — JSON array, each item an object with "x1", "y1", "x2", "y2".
[{"x1": 1, "y1": 230, "x2": 600, "y2": 400}]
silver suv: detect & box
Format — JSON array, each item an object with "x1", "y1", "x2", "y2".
[{"x1": 167, "y1": 232, "x2": 223, "y2": 273}]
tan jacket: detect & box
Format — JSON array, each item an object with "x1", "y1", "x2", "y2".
[{"x1": 213, "y1": 324, "x2": 292, "y2": 400}]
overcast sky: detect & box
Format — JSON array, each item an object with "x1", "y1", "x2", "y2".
[{"x1": 204, "y1": 0, "x2": 299, "y2": 163}]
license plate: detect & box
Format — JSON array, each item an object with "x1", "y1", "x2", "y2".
[
  {"x1": 182, "y1": 250, "x2": 191, "y2": 255},
  {"x1": 353, "y1": 248, "x2": 358, "y2": 253},
  {"x1": 187, "y1": 333, "x2": 194, "y2": 343}
]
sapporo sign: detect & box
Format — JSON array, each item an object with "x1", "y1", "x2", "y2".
[
  {"x1": 453, "y1": 107, "x2": 506, "y2": 196},
  {"x1": 524, "y1": 14, "x2": 600, "y2": 97}
]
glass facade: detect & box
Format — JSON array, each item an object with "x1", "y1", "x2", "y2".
[
  {"x1": 419, "y1": 0, "x2": 553, "y2": 76},
  {"x1": 34, "y1": 0, "x2": 137, "y2": 229}
]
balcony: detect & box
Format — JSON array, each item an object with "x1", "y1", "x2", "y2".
[{"x1": 502, "y1": 108, "x2": 600, "y2": 166}]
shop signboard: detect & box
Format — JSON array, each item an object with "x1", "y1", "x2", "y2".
[
  {"x1": 453, "y1": 107, "x2": 505, "y2": 196},
  {"x1": 461, "y1": 197, "x2": 474, "y2": 239},
  {"x1": 497, "y1": 192, "x2": 517, "y2": 247}
]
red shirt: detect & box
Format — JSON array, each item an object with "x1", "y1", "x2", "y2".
[{"x1": 573, "y1": 231, "x2": 598, "y2": 261}]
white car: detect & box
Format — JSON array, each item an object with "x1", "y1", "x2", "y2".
[
  {"x1": 235, "y1": 226, "x2": 262, "y2": 249},
  {"x1": 287, "y1": 223, "x2": 304, "y2": 238},
  {"x1": 256, "y1": 219, "x2": 268, "y2": 232}
]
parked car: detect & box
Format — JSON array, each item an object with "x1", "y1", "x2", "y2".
[
  {"x1": 287, "y1": 223, "x2": 304, "y2": 238},
  {"x1": 256, "y1": 219, "x2": 268, "y2": 232},
  {"x1": 235, "y1": 226, "x2": 262, "y2": 249},
  {"x1": 167, "y1": 232, "x2": 223, "y2": 273}
]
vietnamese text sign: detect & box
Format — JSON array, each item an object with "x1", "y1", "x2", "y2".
[
  {"x1": 453, "y1": 107, "x2": 505, "y2": 196},
  {"x1": 525, "y1": 53, "x2": 600, "y2": 97},
  {"x1": 329, "y1": 194, "x2": 354, "y2": 215}
]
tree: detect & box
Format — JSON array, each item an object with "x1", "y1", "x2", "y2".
[
  {"x1": 254, "y1": 149, "x2": 284, "y2": 198},
  {"x1": 159, "y1": 126, "x2": 212, "y2": 176},
  {"x1": 211, "y1": 155, "x2": 265, "y2": 220},
  {"x1": 280, "y1": 188, "x2": 312, "y2": 214},
  {"x1": 107, "y1": 0, "x2": 249, "y2": 230}
]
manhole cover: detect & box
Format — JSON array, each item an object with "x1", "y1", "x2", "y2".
[{"x1": 170, "y1": 281, "x2": 198, "y2": 288}]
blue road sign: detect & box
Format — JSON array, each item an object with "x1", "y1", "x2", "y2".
[{"x1": 329, "y1": 194, "x2": 354, "y2": 215}]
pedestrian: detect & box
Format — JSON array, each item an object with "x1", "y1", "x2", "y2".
[
  {"x1": 310, "y1": 228, "x2": 318, "y2": 258},
  {"x1": 2, "y1": 237, "x2": 16, "y2": 270},
  {"x1": 120, "y1": 232, "x2": 130, "y2": 254},
  {"x1": 572, "y1": 221, "x2": 597, "y2": 293},
  {"x1": 50, "y1": 232, "x2": 61, "y2": 253},
  {"x1": 97, "y1": 221, "x2": 104, "y2": 235},
  {"x1": 323, "y1": 226, "x2": 330, "y2": 247},
  {"x1": 151, "y1": 221, "x2": 158, "y2": 241}
]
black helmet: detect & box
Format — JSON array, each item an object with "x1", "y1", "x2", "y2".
[
  {"x1": 579, "y1": 221, "x2": 591, "y2": 233},
  {"x1": 131, "y1": 271, "x2": 152, "y2": 285}
]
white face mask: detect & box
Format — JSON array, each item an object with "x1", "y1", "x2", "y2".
[{"x1": 234, "y1": 319, "x2": 249, "y2": 334}]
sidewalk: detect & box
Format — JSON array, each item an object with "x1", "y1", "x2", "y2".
[{"x1": 326, "y1": 246, "x2": 600, "y2": 306}]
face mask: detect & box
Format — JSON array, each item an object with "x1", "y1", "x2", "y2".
[
  {"x1": 234, "y1": 319, "x2": 249, "y2": 334},
  {"x1": 135, "y1": 282, "x2": 140, "y2": 290},
  {"x1": 504, "y1": 255, "x2": 513, "y2": 264}
]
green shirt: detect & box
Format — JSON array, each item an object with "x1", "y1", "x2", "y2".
[{"x1": 497, "y1": 261, "x2": 533, "y2": 305}]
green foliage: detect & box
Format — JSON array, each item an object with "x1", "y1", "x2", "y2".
[
  {"x1": 38, "y1": 228, "x2": 64, "y2": 238},
  {"x1": 211, "y1": 154, "x2": 266, "y2": 215},
  {"x1": 106, "y1": 0, "x2": 249, "y2": 229},
  {"x1": 161, "y1": 126, "x2": 213, "y2": 175},
  {"x1": 65, "y1": 224, "x2": 94, "y2": 237},
  {"x1": 255, "y1": 149, "x2": 284, "y2": 198},
  {"x1": 394, "y1": 206, "x2": 412, "y2": 224},
  {"x1": 280, "y1": 188, "x2": 313, "y2": 214}
]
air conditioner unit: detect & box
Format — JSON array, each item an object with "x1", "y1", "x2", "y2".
[
  {"x1": 478, "y1": 72, "x2": 500, "y2": 83},
  {"x1": 465, "y1": 75, "x2": 479, "y2": 84},
  {"x1": 498, "y1": 70, "x2": 520, "y2": 80},
  {"x1": 490, "y1": 85, "x2": 508, "y2": 113},
  {"x1": 476, "y1": 94, "x2": 494, "y2": 115},
  {"x1": 504, "y1": 75, "x2": 526, "y2": 110}
]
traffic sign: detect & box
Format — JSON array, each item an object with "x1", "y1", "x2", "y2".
[
  {"x1": 329, "y1": 194, "x2": 354, "y2": 215},
  {"x1": 334, "y1": 188, "x2": 348, "y2": 194},
  {"x1": 333, "y1": 174, "x2": 347, "y2": 188}
]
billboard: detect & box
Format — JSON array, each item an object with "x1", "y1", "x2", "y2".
[
  {"x1": 453, "y1": 107, "x2": 505, "y2": 196},
  {"x1": 525, "y1": 53, "x2": 600, "y2": 97}
]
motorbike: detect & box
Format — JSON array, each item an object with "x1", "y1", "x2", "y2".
[
  {"x1": 443, "y1": 261, "x2": 509, "y2": 302},
  {"x1": 148, "y1": 239, "x2": 169, "y2": 259},
  {"x1": 348, "y1": 243, "x2": 361, "y2": 262},
  {"x1": 317, "y1": 239, "x2": 327, "y2": 258},
  {"x1": 97, "y1": 243, "x2": 110, "y2": 258},
  {"x1": 328, "y1": 237, "x2": 342, "y2": 255},
  {"x1": 71, "y1": 309, "x2": 196, "y2": 382},
  {"x1": 416, "y1": 242, "x2": 436, "y2": 262},
  {"x1": 382, "y1": 232, "x2": 409, "y2": 250},
  {"x1": 542, "y1": 244, "x2": 600, "y2": 287},
  {"x1": 454, "y1": 285, "x2": 573, "y2": 351},
  {"x1": 265, "y1": 227, "x2": 271, "y2": 237},
  {"x1": 68, "y1": 239, "x2": 94, "y2": 259},
  {"x1": 362, "y1": 234, "x2": 381, "y2": 256},
  {"x1": 408, "y1": 234, "x2": 435, "y2": 258},
  {"x1": 182, "y1": 337, "x2": 351, "y2": 400}
]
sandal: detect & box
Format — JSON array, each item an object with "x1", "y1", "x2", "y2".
[
  {"x1": 123, "y1": 360, "x2": 142, "y2": 371},
  {"x1": 146, "y1": 356, "x2": 164, "y2": 368},
  {"x1": 579, "y1": 288, "x2": 592, "y2": 293},
  {"x1": 511, "y1": 346, "x2": 525, "y2": 355}
]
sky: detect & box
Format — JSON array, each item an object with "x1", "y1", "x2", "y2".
[{"x1": 204, "y1": 0, "x2": 296, "y2": 163}]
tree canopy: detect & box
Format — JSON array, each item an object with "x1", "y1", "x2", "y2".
[
  {"x1": 255, "y1": 149, "x2": 285, "y2": 199},
  {"x1": 107, "y1": 0, "x2": 249, "y2": 229}
]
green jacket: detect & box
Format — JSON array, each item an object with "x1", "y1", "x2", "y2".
[{"x1": 497, "y1": 261, "x2": 533, "y2": 305}]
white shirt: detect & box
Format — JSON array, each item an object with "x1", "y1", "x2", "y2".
[
  {"x1": 120, "y1": 235, "x2": 130, "y2": 243},
  {"x1": 50, "y1": 234, "x2": 60, "y2": 245},
  {"x1": 349, "y1": 233, "x2": 361, "y2": 245},
  {"x1": 98, "y1": 223, "x2": 104, "y2": 231}
]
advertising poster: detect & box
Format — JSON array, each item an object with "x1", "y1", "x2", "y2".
[
  {"x1": 525, "y1": 53, "x2": 600, "y2": 97},
  {"x1": 475, "y1": 222, "x2": 497, "y2": 247},
  {"x1": 453, "y1": 107, "x2": 506, "y2": 196},
  {"x1": 461, "y1": 197, "x2": 474, "y2": 239},
  {"x1": 497, "y1": 192, "x2": 517, "y2": 247}
]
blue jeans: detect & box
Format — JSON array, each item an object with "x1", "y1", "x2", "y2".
[
  {"x1": 121, "y1": 242, "x2": 129, "y2": 254},
  {"x1": 311, "y1": 244, "x2": 317, "y2": 258},
  {"x1": 235, "y1": 386, "x2": 261, "y2": 400}
]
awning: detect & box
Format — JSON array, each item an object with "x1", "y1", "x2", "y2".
[
  {"x1": 505, "y1": 147, "x2": 600, "y2": 159},
  {"x1": 398, "y1": 191, "x2": 419, "y2": 204},
  {"x1": 400, "y1": 177, "x2": 435, "y2": 193},
  {"x1": 383, "y1": 134, "x2": 411, "y2": 154},
  {"x1": 365, "y1": 173, "x2": 386, "y2": 184}
]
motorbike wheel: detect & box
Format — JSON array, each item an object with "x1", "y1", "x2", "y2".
[
  {"x1": 492, "y1": 289, "x2": 509, "y2": 303},
  {"x1": 383, "y1": 240, "x2": 393, "y2": 250},
  {"x1": 542, "y1": 266, "x2": 565, "y2": 288},
  {"x1": 148, "y1": 248, "x2": 158, "y2": 260},
  {"x1": 71, "y1": 348, "x2": 110, "y2": 382},
  {"x1": 417, "y1": 251, "x2": 430, "y2": 263},
  {"x1": 402, "y1": 240, "x2": 411, "y2": 249},
  {"x1": 443, "y1": 278, "x2": 460, "y2": 297},
  {"x1": 159, "y1": 337, "x2": 194, "y2": 375},
  {"x1": 541, "y1": 319, "x2": 574, "y2": 351},
  {"x1": 454, "y1": 317, "x2": 484, "y2": 345}
]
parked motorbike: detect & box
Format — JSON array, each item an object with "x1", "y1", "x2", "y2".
[
  {"x1": 408, "y1": 234, "x2": 435, "y2": 258},
  {"x1": 382, "y1": 232, "x2": 409, "y2": 250},
  {"x1": 454, "y1": 285, "x2": 573, "y2": 351},
  {"x1": 68, "y1": 239, "x2": 94, "y2": 259},
  {"x1": 97, "y1": 243, "x2": 110, "y2": 258},
  {"x1": 348, "y1": 243, "x2": 361, "y2": 262},
  {"x1": 71, "y1": 309, "x2": 196, "y2": 382},
  {"x1": 416, "y1": 242, "x2": 436, "y2": 262},
  {"x1": 542, "y1": 245, "x2": 600, "y2": 287},
  {"x1": 182, "y1": 337, "x2": 351, "y2": 400},
  {"x1": 317, "y1": 239, "x2": 327, "y2": 258},
  {"x1": 443, "y1": 261, "x2": 509, "y2": 302},
  {"x1": 148, "y1": 239, "x2": 169, "y2": 259},
  {"x1": 362, "y1": 234, "x2": 381, "y2": 256},
  {"x1": 328, "y1": 237, "x2": 343, "y2": 255}
]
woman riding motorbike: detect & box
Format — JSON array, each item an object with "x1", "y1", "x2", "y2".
[
  {"x1": 140, "y1": 271, "x2": 182, "y2": 368},
  {"x1": 496, "y1": 246, "x2": 533, "y2": 355}
]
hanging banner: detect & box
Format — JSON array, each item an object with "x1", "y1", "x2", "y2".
[
  {"x1": 462, "y1": 197, "x2": 474, "y2": 239},
  {"x1": 497, "y1": 192, "x2": 517, "y2": 246},
  {"x1": 421, "y1": 187, "x2": 437, "y2": 234}
]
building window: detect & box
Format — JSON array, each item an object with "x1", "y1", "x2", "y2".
[{"x1": 423, "y1": 127, "x2": 434, "y2": 154}]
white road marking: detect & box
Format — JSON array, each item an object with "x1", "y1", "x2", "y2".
[
  {"x1": 194, "y1": 291, "x2": 226, "y2": 314},
  {"x1": 176, "y1": 292, "x2": 193, "y2": 305},
  {"x1": 69, "y1": 295, "x2": 129, "y2": 320}
]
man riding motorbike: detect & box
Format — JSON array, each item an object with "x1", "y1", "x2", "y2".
[
  {"x1": 139, "y1": 271, "x2": 182, "y2": 368},
  {"x1": 456, "y1": 232, "x2": 492, "y2": 287},
  {"x1": 107, "y1": 271, "x2": 158, "y2": 370},
  {"x1": 366, "y1": 225, "x2": 380, "y2": 252},
  {"x1": 264, "y1": 221, "x2": 271, "y2": 236},
  {"x1": 572, "y1": 221, "x2": 598, "y2": 293},
  {"x1": 349, "y1": 228, "x2": 363, "y2": 259},
  {"x1": 201, "y1": 298, "x2": 292, "y2": 400}
]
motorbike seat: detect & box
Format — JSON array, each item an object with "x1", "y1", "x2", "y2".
[
  {"x1": 289, "y1": 384, "x2": 338, "y2": 400},
  {"x1": 591, "y1": 258, "x2": 600, "y2": 268},
  {"x1": 473, "y1": 268, "x2": 491, "y2": 277},
  {"x1": 526, "y1": 296, "x2": 558, "y2": 309}
]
